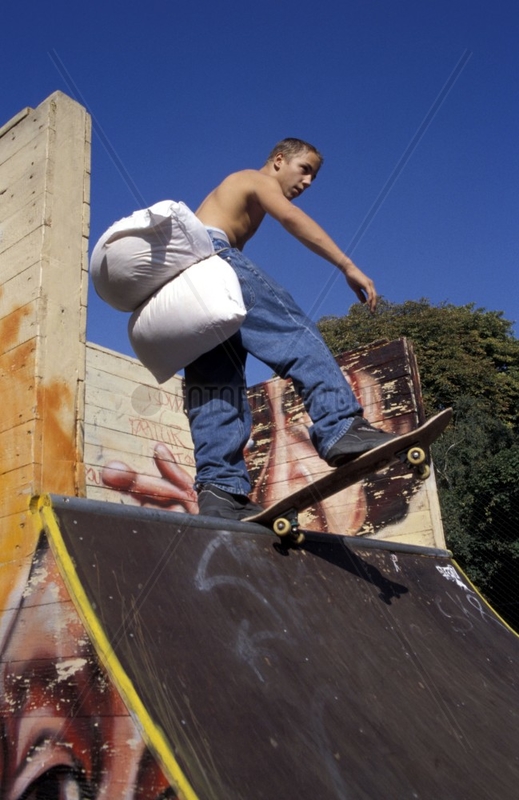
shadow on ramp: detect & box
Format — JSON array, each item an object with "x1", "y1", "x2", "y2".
[{"x1": 35, "y1": 495, "x2": 519, "y2": 800}]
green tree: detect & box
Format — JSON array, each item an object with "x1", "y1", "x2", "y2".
[
  {"x1": 319, "y1": 299, "x2": 519, "y2": 426},
  {"x1": 319, "y1": 300, "x2": 519, "y2": 628},
  {"x1": 432, "y1": 396, "x2": 519, "y2": 627}
]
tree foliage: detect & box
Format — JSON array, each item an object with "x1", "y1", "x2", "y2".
[
  {"x1": 432, "y1": 397, "x2": 519, "y2": 610},
  {"x1": 319, "y1": 299, "x2": 519, "y2": 628},
  {"x1": 319, "y1": 298, "x2": 519, "y2": 426}
]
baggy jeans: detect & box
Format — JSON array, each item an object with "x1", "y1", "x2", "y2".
[{"x1": 184, "y1": 236, "x2": 362, "y2": 495}]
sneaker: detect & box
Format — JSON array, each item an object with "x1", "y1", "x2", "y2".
[
  {"x1": 197, "y1": 484, "x2": 264, "y2": 521},
  {"x1": 325, "y1": 417, "x2": 397, "y2": 467}
]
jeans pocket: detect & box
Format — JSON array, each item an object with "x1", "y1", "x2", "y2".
[{"x1": 230, "y1": 264, "x2": 255, "y2": 311}]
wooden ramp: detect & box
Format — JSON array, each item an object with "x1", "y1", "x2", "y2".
[{"x1": 34, "y1": 495, "x2": 519, "y2": 800}]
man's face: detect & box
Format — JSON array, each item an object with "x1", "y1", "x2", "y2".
[
  {"x1": 0, "y1": 542, "x2": 174, "y2": 799},
  {"x1": 274, "y1": 150, "x2": 322, "y2": 200}
]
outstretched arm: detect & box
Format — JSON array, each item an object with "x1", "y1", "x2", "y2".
[{"x1": 253, "y1": 174, "x2": 377, "y2": 311}]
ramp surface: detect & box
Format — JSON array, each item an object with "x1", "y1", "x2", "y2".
[{"x1": 39, "y1": 495, "x2": 519, "y2": 800}]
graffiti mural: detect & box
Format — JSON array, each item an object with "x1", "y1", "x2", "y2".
[
  {"x1": 85, "y1": 339, "x2": 442, "y2": 547},
  {"x1": 0, "y1": 532, "x2": 179, "y2": 799}
]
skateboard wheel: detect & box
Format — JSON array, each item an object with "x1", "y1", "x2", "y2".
[
  {"x1": 418, "y1": 463, "x2": 431, "y2": 480},
  {"x1": 407, "y1": 446, "x2": 426, "y2": 465},
  {"x1": 273, "y1": 517, "x2": 293, "y2": 537},
  {"x1": 291, "y1": 531, "x2": 305, "y2": 546}
]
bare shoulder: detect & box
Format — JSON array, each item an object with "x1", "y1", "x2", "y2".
[{"x1": 220, "y1": 168, "x2": 276, "y2": 192}]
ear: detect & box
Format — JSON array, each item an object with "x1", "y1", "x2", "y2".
[{"x1": 272, "y1": 152, "x2": 285, "y2": 171}]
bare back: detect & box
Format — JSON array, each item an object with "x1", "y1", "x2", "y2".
[{"x1": 195, "y1": 170, "x2": 268, "y2": 250}]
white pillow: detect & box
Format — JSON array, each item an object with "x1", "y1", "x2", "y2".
[
  {"x1": 90, "y1": 200, "x2": 214, "y2": 311},
  {"x1": 128, "y1": 254, "x2": 246, "y2": 383}
]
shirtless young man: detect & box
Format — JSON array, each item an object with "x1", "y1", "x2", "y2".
[{"x1": 187, "y1": 138, "x2": 394, "y2": 520}]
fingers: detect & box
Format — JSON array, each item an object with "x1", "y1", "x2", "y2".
[
  {"x1": 154, "y1": 444, "x2": 199, "y2": 513},
  {"x1": 101, "y1": 461, "x2": 181, "y2": 504},
  {"x1": 101, "y1": 455, "x2": 198, "y2": 514},
  {"x1": 358, "y1": 274, "x2": 377, "y2": 312},
  {"x1": 154, "y1": 443, "x2": 195, "y2": 491},
  {"x1": 346, "y1": 272, "x2": 377, "y2": 313},
  {"x1": 101, "y1": 461, "x2": 139, "y2": 492},
  {"x1": 365, "y1": 284, "x2": 377, "y2": 313}
]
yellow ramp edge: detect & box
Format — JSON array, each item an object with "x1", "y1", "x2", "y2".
[{"x1": 30, "y1": 494, "x2": 199, "y2": 800}]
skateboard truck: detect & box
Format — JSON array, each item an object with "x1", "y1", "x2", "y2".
[
  {"x1": 272, "y1": 510, "x2": 306, "y2": 546},
  {"x1": 397, "y1": 444, "x2": 431, "y2": 480}
]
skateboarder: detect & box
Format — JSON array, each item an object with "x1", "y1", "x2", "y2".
[{"x1": 188, "y1": 138, "x2": 395, "y2": 520}]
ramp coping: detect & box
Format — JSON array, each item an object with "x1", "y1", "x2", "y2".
[{"x1": 43, "y1": 494, "x2": 452, "y2": 559}]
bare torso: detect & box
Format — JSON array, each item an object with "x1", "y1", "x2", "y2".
[
  {"x1": 195, "y1": 170, "x2": 267, "y2": 250},
  {"x1": 194, "y1": 152, "x2": 378, "y2": 311}
]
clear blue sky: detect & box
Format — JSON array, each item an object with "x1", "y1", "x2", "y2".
[{"x1": 3, "y1": 0, "x2": 518, "y2": 384}]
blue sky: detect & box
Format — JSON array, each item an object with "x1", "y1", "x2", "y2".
[{"x1": 3, "y1": 0, "x2": 518, "y2": 384}]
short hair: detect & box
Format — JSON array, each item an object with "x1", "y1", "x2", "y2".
[{"x1": 265, "y1": 137, "x2": 323, "y2": 166}]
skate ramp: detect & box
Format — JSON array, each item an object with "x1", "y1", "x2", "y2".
[{"x1": 36, "y1": 495, "x2": 519, "y2": 800}]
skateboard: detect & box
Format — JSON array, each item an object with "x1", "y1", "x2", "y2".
[{"x1": 245, "y1": 408, "x2": 452, "y2": 544}]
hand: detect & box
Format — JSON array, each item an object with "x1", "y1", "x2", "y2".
[
  {"x1": 343, "y1": 262, "x2": 377, "y2": 312},
  {"x1": 101, "y1": 443, "x2": 198, "y2": 514}
]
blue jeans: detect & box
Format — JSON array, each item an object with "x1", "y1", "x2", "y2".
[{"x1": 184, "y1": 236, "x2": 363, "y2": 495}]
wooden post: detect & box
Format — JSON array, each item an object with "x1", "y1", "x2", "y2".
[
  {"x1": 0, "y1": 91, "x2": 90, "y2": 525},
  {"x1": 0, "y1": 90, "x2": 90, "y2": 620}
]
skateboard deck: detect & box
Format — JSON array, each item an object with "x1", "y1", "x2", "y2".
[{"x1": 245, "y1": 408, "x2": 452, "y2": 543}]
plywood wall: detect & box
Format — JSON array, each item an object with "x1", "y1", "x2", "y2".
[
  {"x1": 0, "y1": 92, "x2": 91, "y2": 667},
  {"x1": 84, "y1": 342, "x2": 197, "y2": 513},
  {"x1": 0, "y1": 92, "x2": 89, "y2": 522},
  {"x1": 83, "y1": 339, "x2": 446, "y2": 550}
]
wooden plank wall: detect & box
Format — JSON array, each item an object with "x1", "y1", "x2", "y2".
[
  {"x1": 84, "y1": 343, "x2": 198, "y2": 513},
  {"x1": 0, "y1": 93, "x2": 178, "y2": 799},
  {"x1": 0, "y1": 91, "x2": 91, "y2": 666},
  {"x1": 0, "y1": 92, "x2": 89, "y2": 523},
  {"x1": 84, "y1": 339, "x2": 446, "y2": 550},
  {"x1": 246, "y1": 338, "x2": 444, "y2": 546}
]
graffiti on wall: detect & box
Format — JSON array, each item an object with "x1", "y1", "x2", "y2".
[
  {"x1": 86, "y1": 340, "x2": 432, "y2": 540},
  {"x1": 0, "y1": 534, "x2": 178, "y2": 799}
]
